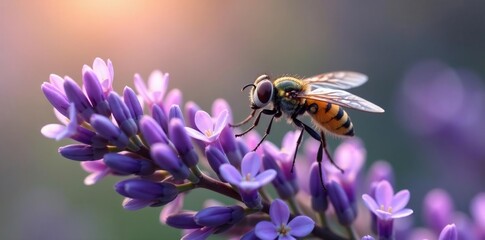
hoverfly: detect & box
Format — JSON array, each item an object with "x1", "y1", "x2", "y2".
[{"x1": 231, "y1": 72, "x2": 384, "y2": 187}]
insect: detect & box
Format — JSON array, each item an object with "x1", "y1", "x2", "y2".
[{"x1": 231, "y1": 71, "x2": 384, "y2": 187}]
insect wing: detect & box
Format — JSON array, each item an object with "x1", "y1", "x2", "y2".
[
  {"x1": 303, "y1": 71, "x2": 368, "y2": 90},
  {"x1": 302, "y1": 88, "x2": 384, "y2": 113}
]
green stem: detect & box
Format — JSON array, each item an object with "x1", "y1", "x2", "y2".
[
  {"x1": 287, "y1": 197, "x2": 302, "y2": 215},
  {"x1": 345, "y1": 225, "x2": 359, "y2": 240}
]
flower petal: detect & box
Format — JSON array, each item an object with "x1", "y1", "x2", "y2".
[
  {"x1": 41, "y1": 124, "x2": 65, "y2": 139},
  {"x1": 184, "y1": 127, "x2": 210, "y2": 142},
  {"x1": 255, "y1": 221, "x2": 278, "y2": 240},
  {"x1": 270, "y1": 199, "x2": 290, "y2": 226},
  {"x1": 134, "y1": 73, "x2": 151, "y2": 103},
  {"x1": 148, "y1": 71, "x2": 168, "y2": 96},
  {"x1": 287, "y1": 215, "x2": 315, "y2": 237},
  {"x1": 194, "y1": 110, "x2": 213, "y2": 133},
  {"x1": 213, "y1": 109, "x2": 228, "y2": 135},
  {"x1": 391, "y1": 189, "x2": 410, "y2": 211},
  {"x1": 375, "y1": 180, "x2": 394, "y2": 207},
  {"x1": 122, "y1": 198, "x2": 153, "y2": 210},
  {"x1": 254, "y1": 170, "x2": 276, "y2": 186},
  {"x1": 181, "y1": 226, "x2": 215, "y2": 240},
  {"x1": 241, "y1": 152, "x2": 261, "y2": 177},
  {"x1": 160, "y1": 194, "x2": 184, "y2": 223},
  {"x1": 362, "y1": 194, "x2": 379, "y2": 212},
  {"x1": 279, "y1": 235, "x2": 296, "y2": 240},
  {"x1": 219, "y1": 164, "x2": 242, "y2": 185},
  {"x1": 375, "y1": 209, "x2": 392, "y2": 220},
  {"x1": 84, "y1": 169, "x2": 109, "y2": 185},
  {"x1": 392, "y1": 208, "x2": 413, "y2": 219}
]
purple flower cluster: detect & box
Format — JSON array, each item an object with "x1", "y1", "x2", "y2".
[{"x1": 41, "y1": 58, "x2": 479, "y2": 239}]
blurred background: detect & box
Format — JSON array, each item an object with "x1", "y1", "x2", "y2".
[{"x1": 1, "y1": 1, "x2": 484, "y2": 239}]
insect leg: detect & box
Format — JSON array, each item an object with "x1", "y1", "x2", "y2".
[
  {"x1": 292, "y1": 117, "x2": 326, "y2": 189},
  {"x1": 229, "y1": 109, "x2": 257, "y2": 127},
  {"x1": 235, "y1": 109, "x2": 276, "y2": 138},
  {"x1": 320, "y1": 131, "x2": 344, "y2": 173},
  {"x1": 252, "y1": 110, "x2": 278, "y2": 151}
]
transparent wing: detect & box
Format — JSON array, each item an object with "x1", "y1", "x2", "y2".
[
  {"x1": 301, "y1": 88, "x2": 385, "y2": 113},
  {"x1": 303, "y1": 71, "x2": 368, "y2": 90}
]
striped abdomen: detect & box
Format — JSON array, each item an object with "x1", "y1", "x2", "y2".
[{"x1": 305, "y1": 99, "x2": 354, "y2": 136}]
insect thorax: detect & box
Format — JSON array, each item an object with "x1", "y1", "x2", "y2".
[{"x1": 273, "y1": 77, "x2": 308, "y2": 117}]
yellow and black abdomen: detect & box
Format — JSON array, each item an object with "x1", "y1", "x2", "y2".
[{"x1": 305, "y1": 99, "x2": 354, "y2": 136}]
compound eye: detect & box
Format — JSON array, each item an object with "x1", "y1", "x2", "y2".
[{"x1": 253, "y1": 80, "x2": 273, "y2": 108}]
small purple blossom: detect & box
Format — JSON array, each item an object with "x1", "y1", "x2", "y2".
[
  {"x1": 41, "y1": 103, "x2": 78, "y2": 141},
  {"x1": 82, "y1": 57, "x2": 114, "y2": 95},
  {"x1": 185, "y1": 110, "x2": 228, "y2": 143},
  {"x1": 220, "y1": 152, "x2": 276, "y2": 192},
  {"x1": 220, "y1": 152, "x2": 276, "y2": 208},
  {"x1": 80, "y1": 160, "x2": 111, "y2": 185},
  {"x1": 134, "y1": 70, "x2": 169, "y2": 107},
  {"x1": 254, "y1": 199, "x2": 314, "y2": 240},
  {"x1": 362, "y1": 180, "x2": 413, "y2": 221}
]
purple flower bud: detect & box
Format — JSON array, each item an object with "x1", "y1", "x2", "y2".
[
  {"x1": 185, "y1": 101, "x2": 205, "y2": 151},
  {"x1": 71, "y1": 127, "x2": 96, "y2": 145},
  {"x1": 236, "y1": 139, "x2": 250, "y2": 157},
  {"x1": 58, "y1": 144, "x2": 108, "y2": 161},
  {"x1": 205, "y1": 145, "x2": 230, "y2": 178},
  {"x1": 219, "y1": 126, "x2": 242, "y2": 168},
  {"x1": 438, "y1": 224, "x2": 457, "y2": 240},
  {"x1": 122, "y1": 198, "x2": 155, "y2": 211},
  {"x1": 194, "y1": 205, "x2": 245, "y2": 227},
  {"x1": 166, "y1": 211, "x2": 202, "y2": 229},
  {"x1": 367, "y1": 160, "x2": 395, "y2": 193},
  {"x1": 309, "y1": 162, "x2": 328, "y2": 212},
  {"x1": 103, "y1": 153, "x2": 155, "y2": 175},
  {"x1": 240, "y1": 230, "x2": 258, "y2": 240},
  {"x1": 327, "y1": 181, "x2": 356, "y2": 226},
  {"x1": 63, "y1": 78, "x2": 95, "y2": 121},
  {"x1": 169, "y1": 119, "x2": 198, "y2": 167},
  {"x1": 115, "y1": 179, "x2": 178, "y2": 202},
  {"x1": 139, "y1": 116, "x2": 169, "y2": 146},
  {"x1": 423, "y1": 189, "x2": 454, "y2": 233},
  {"x1": 361, "y1": 236, "x2": 375, "y2": 240},
  {"x1": 123, "y1": 86, "x2": 144, "y2": 123},
  {"x1": 168, "y1": 104, "x2": 185, "y2": 122},
  {"x1": 41, "y1": 82, "x2": 70, "y2": 117},
  {"x1": 152, "y1": 104, "x2": 168, "y2": 134},
  {"x1": 107, "y1": 92, "x2": 138, "y2": 137},
  {"x1": 151, "y1": 143, "x2": 190, "y2": 180},
  {"x1": 83, "y1": 69, "x2": 110, "y2": 117},
  {"x1": 262, "y1": 153, "x2": 294, "y2": 199},
  {"x1": 90, "y1": 114, "x2": 130, "y2": 149}
]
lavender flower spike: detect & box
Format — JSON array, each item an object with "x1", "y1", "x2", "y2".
[
  {"x1": 219, "y1": 152, "x2": 276, "y2": 209},
  {"x1": 185, "y1": 110, "x2": 228, "y2": 143},
  {"x1": 438, "y1": 224, "x2": 458, "y2": 240},
  {"x1": 255, "y1": 199, "x2": 315, "y2": 240}
]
